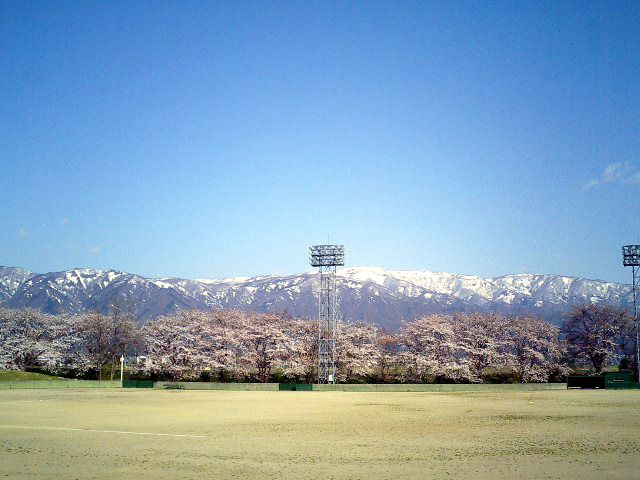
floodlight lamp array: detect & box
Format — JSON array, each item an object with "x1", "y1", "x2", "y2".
[
  {"x1": 623, "y1": 245, "x2": 640, "y2": 267},
  {"x1": 309, "y1": 245, "x2": 345, "y2": 267}
]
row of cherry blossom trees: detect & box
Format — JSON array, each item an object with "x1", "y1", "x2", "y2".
[
  {"x1": 397, "y1": 313, "x2": 567, "y2": 383},
  {"x1": 144, "y1": 311, "x2": 551, "y2": 383},
  {"x1": 0, "y1": 305, "x2": 633, "y2": 383},
  {"x1": 0, "y1": 307, "x2": 139, "y2": 380}
]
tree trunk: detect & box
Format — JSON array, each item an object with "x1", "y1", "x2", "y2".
[{"x1": 591, "y1": 353, "x2": 603, "y2": 373}]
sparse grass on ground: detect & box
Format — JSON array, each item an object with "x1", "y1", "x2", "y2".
[
  {"x1": 0, "y1": 388, "x2": 639, "y2": 479},
  {"x1": 0, "y1": 371, "x2": 63, "y2": 381}
]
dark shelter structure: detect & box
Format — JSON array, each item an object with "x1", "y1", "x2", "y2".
[{"x1": 567, "y1": 371, "x2": 636, "y2": 389}]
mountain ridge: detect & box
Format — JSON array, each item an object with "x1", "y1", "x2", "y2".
[{"x1": 0, "y1": 265, "x2": 632, "y2": 329}]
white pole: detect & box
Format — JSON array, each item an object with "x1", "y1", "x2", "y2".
[{"x1": 120, "y1": 355, "x2": 124, "y2": 383}]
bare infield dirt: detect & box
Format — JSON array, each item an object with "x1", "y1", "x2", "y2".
[{"x1": 0, "y1": 387, "x2": 639, "y2": 479}]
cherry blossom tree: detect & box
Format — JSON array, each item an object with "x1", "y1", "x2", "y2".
[
  {"x1": 279, "y1": 317, "x2": 317, "y2": 382},
  {"x1": 204, "y1": 309, "x2": 248, "y2": 381},
  {"x1": 504, "y1": 315, "x2": 566, "y2": 382},
  {"x1": 562, "y1": 304, "x2": 633, "y2": 373},
  {"x1": 141, "y1": 310, "x2": 291, "y2": 382},
  {"x1": 0, "y1": 309, "x2": 79, "y2": 375},
  {"x1": 106, "y1": 305, "x2": 139, "y2": 380},
  {"x1": 72, "y1": 310, "x2": 139, "y2": 380},
  {"x1": 399, "y1": 314, "x2": 474, "y2": 383},
  {"x1": 0, "y1": 308, "x2": 50, "y2": 371},
  {"x1": 618, "y1": 313, "x2": 637, "y2": 375},
  {"x1": 375, "y1": 332, "x2": 401, "y2": 383},
  {"x1": 396, "y1": 313, "x2": 565, "y2": 383},
  {"x1": 449, "y1": 313, "x2": 514, "y2": 381},
  {"x1": 240, "y1": 312, "x2": 288, "y2": 382},
  {"x1": 142, "y1": 311, "x2": 213, "y2": 380},
  {"x1": 337, "y1": 321, "x2": 380, "y2": 382}
]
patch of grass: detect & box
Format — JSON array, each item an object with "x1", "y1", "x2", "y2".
[{"x1": 0, "y1": 371, "x2": 63, "y2": 382}]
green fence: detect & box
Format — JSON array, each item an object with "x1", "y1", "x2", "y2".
[
  {"x1": 604, "y1": 372, "x2": 636, "y2": 389},
  {"x1": 151, "y1": 382, "x2": 566, "y2": 392},
  {"x1": 0, "y1": 380, "x2": 122, "y2": 390},
  {"x1": 122, "y1": 380, "x2": 155, "y2": 388},
  {"x1": 279, "y1": 383, "x2": 313, "y2": 391},
  {"x1": 312, "y1": 383, "x2": 566, "y2": 392},
  {"x1": 154, "y1": 382, "x2": 280, "y2": 391},
  {"x1": 567, "y1": 376, "x2": 605, "y2": 389}
]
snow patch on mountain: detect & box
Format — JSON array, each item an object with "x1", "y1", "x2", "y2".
[{"x1": 0, "y1": 267, "x2": 35, "y2": 302}]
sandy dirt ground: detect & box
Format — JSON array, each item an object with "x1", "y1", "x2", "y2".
[{"x1": 0, "y1": 388, "x2": 639, "y2": 479}]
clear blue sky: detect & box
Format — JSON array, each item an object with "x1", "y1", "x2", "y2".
[{"x1": 1, "y1": 1, "x2": 638, "y2": 283}]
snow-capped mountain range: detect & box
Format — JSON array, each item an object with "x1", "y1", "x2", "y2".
[{"x1": 0, "y1": 266, "x2": 632, "y2": 329}]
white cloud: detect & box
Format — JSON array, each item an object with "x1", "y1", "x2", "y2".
[
  {"x1": 582, "y1": 179, "x2": 600, "y2": 190},
  {"x1": 583, "y1": 162, "x2": 640, "y2": 190},
  {"x1": 88, "y1": 245, "x2": 102, "y2": 255},
  {"x1": 17, "y1": 227, "x2": 28, "y2": 239}
]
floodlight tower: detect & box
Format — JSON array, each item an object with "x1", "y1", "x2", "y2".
[
  {"x1": 310, "y1": 245, "x2": 345, "y2": 384},
  {"x1": 622, "y1": 245, "x2": 640, "y2": 383}
]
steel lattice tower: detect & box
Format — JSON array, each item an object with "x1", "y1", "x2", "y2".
[
  {"x1": 310, "y1": 245, "x2": 344, "y2": 384},
  {"x1": 623, "y1": 245, "x2": 640, "y2": 383}
]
